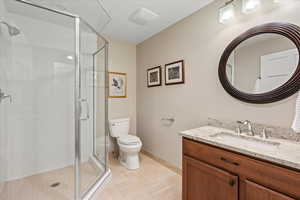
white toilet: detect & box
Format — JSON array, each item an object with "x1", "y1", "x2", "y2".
[{"x1": 109, "y1": 118, "x2": 142, "y2": 170}]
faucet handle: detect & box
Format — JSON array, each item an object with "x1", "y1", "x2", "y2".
[
  {"x1": 237, "y1": 120, "x2": 250, "y2": 125},
  {"x1": 236, "y1": 127, "x2": 241, "y2": 135},
  {"x1": 244, "y1": 120, "x2": 251, "y2": 124},
  {"x1": 236, "y1": 121, "x2": 243, "y2": 135},
  {"x1": 261, "y1": 127, "x2": 268, "y2": 139}
]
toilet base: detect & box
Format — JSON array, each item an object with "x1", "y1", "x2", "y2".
[{"x1": 119, "y1": 151, "x2": 140, "y2": 170}]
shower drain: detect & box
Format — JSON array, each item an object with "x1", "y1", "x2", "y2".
[{"x1": 50, "y1": 182, "x2": 61, "y2": 188}]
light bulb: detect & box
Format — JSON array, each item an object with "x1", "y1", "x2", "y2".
[
  {"x1": 219, "y1": 2, "x2": 235, "y2": 24},
  {"x1": 242, "y1": 0, "x2": 261, "y2": 13}
]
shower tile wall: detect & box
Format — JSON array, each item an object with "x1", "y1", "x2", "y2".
[
  {"x1": 0, "y1": 5, "x2": 97, "y2": 182},
  {"x1": 4, "y1": 13, "x2": 75, "y2": 181}
]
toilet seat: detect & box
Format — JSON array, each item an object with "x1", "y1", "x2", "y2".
[{"x1": 118, "y1": 135, "x2": 141, "y2": 145}]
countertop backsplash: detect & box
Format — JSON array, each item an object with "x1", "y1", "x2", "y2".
[{"x1": 205, "y1": 118, "x2": 300, "y2": 142}]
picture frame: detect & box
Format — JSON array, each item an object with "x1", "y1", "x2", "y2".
[
  {"x1": 108, "y1": 72, "x2": 127, "y2": 98},
  {"x1": 147, "y1": 66, "x2": 162, "y2": 87},
  {"x1": 165, "y1": 60, "x2": 185, "y2": 85}
]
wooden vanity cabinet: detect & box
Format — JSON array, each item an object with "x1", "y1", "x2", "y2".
[
  {"x1": 183, "y1": 156, "x2": 238, "y2": 200},
  {"x1": 244, "y1": 180, "x2": 295, "y2": 200},
  {"x1": 182, "y1": 138, "x2": 300, "y2": 200}
]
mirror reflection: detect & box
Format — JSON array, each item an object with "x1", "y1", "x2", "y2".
[{"x1": 226, "y1": 33, "x2": 299, "y2": 94}]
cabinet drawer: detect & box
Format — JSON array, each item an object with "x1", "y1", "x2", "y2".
[{"x1": 183, "y1": 138, "x2": 300, "y2": 199}]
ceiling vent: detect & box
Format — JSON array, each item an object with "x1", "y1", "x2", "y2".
[{"x1": 129, "y1": 8, "x2": 159, "y2": 26}]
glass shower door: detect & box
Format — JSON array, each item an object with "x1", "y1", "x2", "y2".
[
  {"x1": 79, "y1": 20, "x2": 109, "y2": 199},
  {"x1": 0, "y1": 1, "x2": 77, "y2": 199},
  {"x1": 0, "y1": 31, "x2": 10, "y2": 196},
  {"x1": 0, "y1": 0, "x2": 110, "y2": 199},
  {"x1": 93, "y1": 42, "x2": 107, "y2": 166}
]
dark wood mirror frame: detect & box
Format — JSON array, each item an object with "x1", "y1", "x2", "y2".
[{"x1": 219, "y1": 22, "x2": 300, "y2": 104}]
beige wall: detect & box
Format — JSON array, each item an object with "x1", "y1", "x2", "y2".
[
  {"x1": 137, "y1": 0, "x2": 300, "y2": 168},
  {"x1": 108, "y1": 39, "x2": 137, "y2": 136},
  {"x1": 97, "y1": 38, "x2": 137, "y2": 151}
]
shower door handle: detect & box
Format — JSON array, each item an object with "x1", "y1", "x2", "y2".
[{"x1": 80, "y1": 99, "x2": 90, "y2": 121}]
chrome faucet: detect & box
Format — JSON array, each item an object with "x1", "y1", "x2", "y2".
[
  {"x1": 237, "y1": 120, "x2": 255, "y2": 136},
  {"x1": 244, "y1": 120, "x2": 254, "y2": 136},
  {"x1": 261, "y1": 127, "x2": 269, "y2": 139},
  {"x1": 0, "y1": 88, "x2": 12, "y2": 103}
]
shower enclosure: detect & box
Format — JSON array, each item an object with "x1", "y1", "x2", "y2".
[{"x1": 0, "y1": 0, "x2": 111, "y2": 199}]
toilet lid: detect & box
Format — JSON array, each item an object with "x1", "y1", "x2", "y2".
[{"x1": 118, "y1": 135, "x2": 141, "y2": 145}]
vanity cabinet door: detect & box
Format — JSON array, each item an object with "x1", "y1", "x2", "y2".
[
  {"x1": 183, "y1": 155, "x2": 238, "y2": 200},
  {"x1": 245, "y1": 180, "x2": 295, "y2": 200}
]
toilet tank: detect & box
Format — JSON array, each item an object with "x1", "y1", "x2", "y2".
[{"x1": 109, "y1": 118, "x2": 130, "y2": 138}]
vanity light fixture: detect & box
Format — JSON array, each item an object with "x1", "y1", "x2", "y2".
[
  {"x1": 242, "y1": 0, "x2": 261, "y2": 14},
  {"x1": 219, "y1": 0, "x2": 235, "y2": 24}
]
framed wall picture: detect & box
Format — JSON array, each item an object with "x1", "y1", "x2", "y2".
[
  {"x1": 108, "y1": 72, "x2": 127, "y2": 98},
  {"x1": 165, "y1": 60, "x2": 185, "y2": 85},
  {"x1": 147, "y1": 66, "x2": 162, "y2": 87}
]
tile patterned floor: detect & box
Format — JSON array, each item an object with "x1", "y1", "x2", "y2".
[
  {"x1": 0, "y1": 161, "x2": 101, "y2": 200},
  {"x1": 92, "y1": 154, "x2": 182, "y2": 200},
  {"x1": 0, "y1": 153, "x2": 182, "y2": 200}
]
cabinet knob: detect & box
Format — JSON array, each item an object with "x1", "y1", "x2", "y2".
[{"x1": 229, "y1": 179, "x2": 236, "y2": 187}]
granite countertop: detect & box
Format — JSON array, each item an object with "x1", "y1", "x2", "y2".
[{"x1": 180, "y1": 126, "x2": 300, "y2": 170}]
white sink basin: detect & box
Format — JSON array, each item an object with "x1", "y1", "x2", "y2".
[{"x1": 210, "y1": 132, "x2": 280, "y2": 150}]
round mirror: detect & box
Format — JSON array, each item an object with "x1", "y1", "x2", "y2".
[
  {"x1": 227, "y1": 33, "x2": 298, "y2": 94},
  {"x1": 219, "y1": 23, "x2": 300, "y2": 104}
]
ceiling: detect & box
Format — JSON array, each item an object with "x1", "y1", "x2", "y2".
[
  {"x1": 3, "y1": 0, "x2": 214, "y2": 44},
  {"x1": 101, "y1": 0, "x2": 214, "y2": 44}
]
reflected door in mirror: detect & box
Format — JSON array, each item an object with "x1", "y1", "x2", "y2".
[
  {"x1": 259, "y1": 49, "x2": 298, "y2": 93},
  {"x1": 228, "y1": 33, "x2": 299, "y2": 94}
]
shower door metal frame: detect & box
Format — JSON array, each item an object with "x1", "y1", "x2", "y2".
[
  {"x1": 91, "y1": 44, "x2": 109, "y2": 169},
  {"x1": 78, "y1": 20, "x2": 111, "y2": 200},
  {"x1": 12, "y1": 1, "x2": 112, "y2": 199}
]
